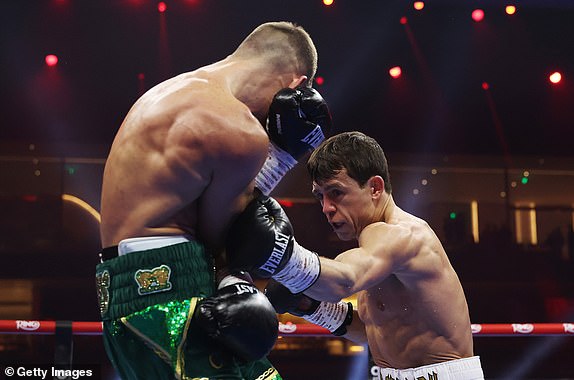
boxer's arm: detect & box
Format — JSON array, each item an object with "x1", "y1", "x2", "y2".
[
  {"x1": 225, "y1": 196, "x2": 414, "y2": 301},
  {"x1": 195, "y1": 119, "x2": 269, "y2": 251},
  {"x1": 265, "y1": 279, "x2": 353, "y2": 336},
  {"x1": 342, "y1": 310, "x2": 368, "y2": 344},
  {"x1": 304, "y1": 222, "x2": 415, "y2": 302}
]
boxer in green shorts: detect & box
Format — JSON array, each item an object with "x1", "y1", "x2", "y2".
[
  {"x1": 98, "y1": 21, "x2": 331, "y2": 380},
  {"x1": 97, "y1": 238, "x2": 281, "y2": 380}
]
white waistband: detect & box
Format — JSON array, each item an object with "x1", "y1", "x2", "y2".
[
  {"x1": 375, "y1": 356, "x2": 484, "y2": 380},
  {"x1": 118, "y1": 235, "x2": 192, "y2": 255}
]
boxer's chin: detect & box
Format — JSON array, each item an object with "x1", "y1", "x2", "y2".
[{"x1": 334, "y1": 230, "x2": 354, "y2": 241}]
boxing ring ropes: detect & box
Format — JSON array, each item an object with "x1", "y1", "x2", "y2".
[
  {"x1": 2, "y1": 319, "x2": 573, "y2": 337},
  {"x1": 2, "y1": 320, "x2": 573, "y2": 377}
]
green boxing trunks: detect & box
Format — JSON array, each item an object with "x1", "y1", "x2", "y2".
[{"x1": 96, "y1": 239, "x2": 282, "y2": 380}]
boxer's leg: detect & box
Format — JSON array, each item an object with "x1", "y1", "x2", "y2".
[
  {"x1": 239, "y1": 357, "x2": 282, "y2": 380},
  {"x1": 103, "y1": 320, "x2": 174, "y2": 380}
]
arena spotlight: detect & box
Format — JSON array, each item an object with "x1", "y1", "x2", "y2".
[
  {"x1": 157, "y1": 1, "x2": 167, "y2": 12},
  {"x1": 481, "y1": 82, "x2": 490, "y2": 90},
  {"x1": 505, "y1": 5, "x2": 517, "y2": 15},
  {"x1": 400, "y1": 16, "x2": 408, "y2": 25},
  {"x1": 389, "y1": 66, "x2": 402, "y2": 79},
  {"x1": 549, "y1": 71, "x2": 562, "y2": 84},
  {"x1": 45, "y1": 54, "x2": 58, "y2": 67},
  {"x1": 413, "y1": 1, "x2": 424, "y2": 11},
  {"x1": 323, "y1": 0, "x2": 334, "y2": 6},
  {"x1": 315, "y1": 76, "x2": 325, "y2": 86},
  {"x1": 471, "y1": 9, "x2": 485, "y2": 22}
]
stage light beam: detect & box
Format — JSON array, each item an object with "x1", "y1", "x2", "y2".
[
  {"x1": 413, "y1": 1, "x2": 424, "y2": 11},
  {"x1": 157, "y1": 1, "x2": 167, "y2": 13}
]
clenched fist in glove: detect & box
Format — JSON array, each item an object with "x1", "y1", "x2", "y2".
[
  {"x1": 226, "y1": 194, "x2": 321, "y2": 294},
  {"x1": 265, "y1": 279, "x2": 353, "y2": 336},
  {"x1": 194, "y1": 272, "x2": 278, "y2": 362},
  {"x1": 255, "y1": 86, "x2": 332, "y2": 195}
]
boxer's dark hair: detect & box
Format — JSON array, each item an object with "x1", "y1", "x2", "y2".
[{"x1": 307, "y1": 131, "x2": 392, "y2": 193}]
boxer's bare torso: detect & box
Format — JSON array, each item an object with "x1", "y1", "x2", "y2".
[
  {"x1": 356, "y1": 209, "x2": 473, "y2": 369},
  {"x1": 100, "y1": 63, "x2": 269, "y2": 251},
  {"x1": 307, "y1": 168, "x2": 473, "y2": 369}
]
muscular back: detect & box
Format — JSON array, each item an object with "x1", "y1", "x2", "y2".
[
  {"x1": 357, "y1": 209, "x2": 473, "y2": 369},
  {"x1": 100, "y1": 69, "x2": 269, "y2": 251}
]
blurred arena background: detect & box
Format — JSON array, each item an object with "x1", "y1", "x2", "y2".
[{"x1": 1, "y1": 1, "x2": 573, "y2": 378}]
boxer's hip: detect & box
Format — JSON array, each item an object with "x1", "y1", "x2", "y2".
[
  {"x1": 375, "y1": 356, "x2": 484, "y2": 380},
  {"x1": 96, "y1": 235, "x2": 215, "y2": 320}
]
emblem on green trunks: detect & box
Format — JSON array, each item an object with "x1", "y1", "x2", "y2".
[
  {"x1": 134, "y1": 265, "x2": 173, "y2": 295},
  {"x1": 95, "y1": 270, "x2": 110, "y2": 315}
]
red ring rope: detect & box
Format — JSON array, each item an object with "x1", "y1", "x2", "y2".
[{"x1": 0, "y1": 320, "x2": 573, "y2": 336}]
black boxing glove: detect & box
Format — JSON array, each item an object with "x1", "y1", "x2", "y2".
[
  {"x1": 194, "y1": 272, "x2": 278, "y2": 362},
  {"x1": 265, "y1": 279, "x2": 353, "y2": 336},
  {"x1": 267, "y1": 86, "x2": 332, "y2": 158},
  {"x1": 226, "y1": 194, "x2": 321, "y2": 294},
  {"x1": 255, "y1": 86, "x2": 332, "y2": 195}
]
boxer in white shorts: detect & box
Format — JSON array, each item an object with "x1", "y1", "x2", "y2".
[
  {"x1": 227, "y1": 132, "x2": 485, "y2": 378},
  {"x1": 375, "y1": 356, "x2": 484, "y2": 380}
]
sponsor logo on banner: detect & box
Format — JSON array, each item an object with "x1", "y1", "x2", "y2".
[
  {"x1": 16, "y1": 320, "x2": 41, "y2": 331},
  {"x1": 278, "y1": 322, "x2": 297, "y2": 334},
  {"x1": 512, "y1": 323, "x2": 534, "y2": 334}
]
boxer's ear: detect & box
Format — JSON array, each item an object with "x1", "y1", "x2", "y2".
[
  {"x1": 368, "y1": 176, "x2": 384, "y2": 198},
  {"x1": 287, "y1": 75, "x2": 307, "y2": 89}
]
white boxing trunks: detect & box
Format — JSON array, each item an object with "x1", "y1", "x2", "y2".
[{"x1": 374, "y1": 356, "x2": 484, "y2": 380}]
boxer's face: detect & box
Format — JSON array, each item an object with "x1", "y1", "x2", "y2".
[{"x1": 312, "y1": 169, "x2": 374, "y2": 241}]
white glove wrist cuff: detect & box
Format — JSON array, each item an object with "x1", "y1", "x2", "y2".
[
  {"x1": 273, "y1": 240, "x2": 320, "y2": 294},
  {"x1": 254, "y1": 142, "x2": 298, "y2": 195},
  {"x1": 304, "y1": 301, "x2": 349, "y2": 333}
]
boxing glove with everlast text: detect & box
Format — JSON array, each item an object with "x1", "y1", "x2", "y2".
[
  {"x1": 265, "y1": 279, "x2": 353, "y2": 336},
  {"x1": 255, "y1": 86, "x2": 332, "y2": 195},
  {"x1": 193, "y1": 272, "x2": 278, "y2": 362},
  {"x1": 225, "y1": 194, "x2": 320, "y2": 294}
]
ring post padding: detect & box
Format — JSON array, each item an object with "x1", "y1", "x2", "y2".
[{"x1": 54, "y1": 320, "x2": 74, "y2": 373}]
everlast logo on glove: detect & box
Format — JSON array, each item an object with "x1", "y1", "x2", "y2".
[
  {"x1": 259, "y1": 231, "x2": 291, "y2": 276},
  {"x1": 302, "y1": 125, "x2": 325, "y2": 149},
  {"x1": 234, "y1": 283, "x2": 258, "y2": 295}
]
